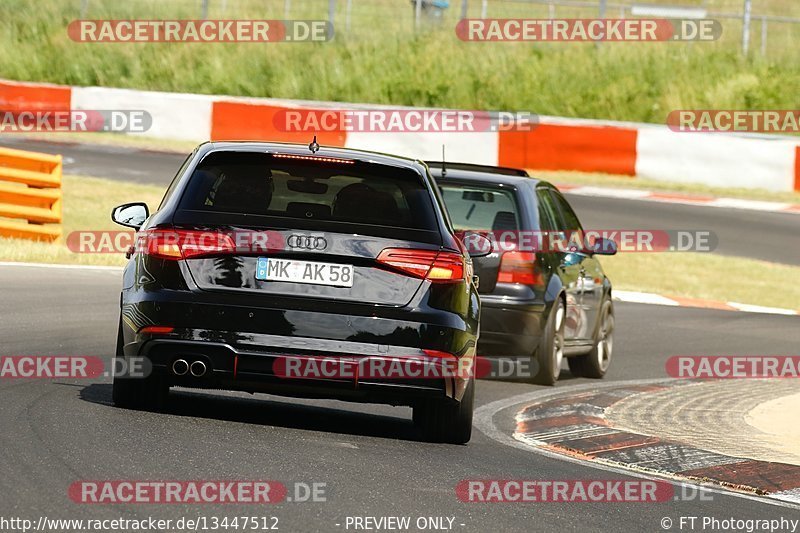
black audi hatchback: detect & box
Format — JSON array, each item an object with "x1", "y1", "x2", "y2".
[
  {"x1": 110, "y1": 142, "x2": 486, "y2": 444},
  {"x1": 428, "y1": 162, "x2": 617, "y2": 386}
]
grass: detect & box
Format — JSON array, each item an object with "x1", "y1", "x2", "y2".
[
  {"x1": 0, "y1": 0, "x2": 798, "y2": 125},
  {"x1": 0, "y1": 174, "x2": 164, "y2": 266},
  {"x1": 535, "y1": 169, "x2": 800, "y2": 204},
  {"x1": 601, "y1": 252, "x2": 800, "y2": 310},
  {"x1": 0, "y1": 173, "x2": 797, "y2": 310}
]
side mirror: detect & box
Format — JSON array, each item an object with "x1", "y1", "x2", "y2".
[
  {"x1": 591, "y1": 237, "x2": 617, "y2": 256},
  {"x1": 112, "y1": 202, "x2": 149, "y2": 230},
  {"x1": 461, "y1": 232, "x2": 493, "y2": 258}
]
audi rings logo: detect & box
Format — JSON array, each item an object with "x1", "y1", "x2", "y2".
[{"x1": 287, "y1": 234, "x2": 327, "y2": 250}]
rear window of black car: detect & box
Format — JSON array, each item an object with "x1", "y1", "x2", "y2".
[
  {"x1": 178, "y1": 151, "x2": 439, "y2": 233},
  {"x1": 439, "y1": 184, "x2": 521, "y2": 232}
]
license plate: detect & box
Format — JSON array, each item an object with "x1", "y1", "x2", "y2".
[{"x1": 255, "y1": 257, "x2": 354, "y2": 288}]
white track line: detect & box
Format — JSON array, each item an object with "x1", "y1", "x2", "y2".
[
  {"x1": 727, "y1": 302, "x2": 799, "y2": 316},
  {"x1": 562, "y1": 186, "x2": 800, "y2": 215},
  {"x1": 614, "y1": 290, "x2": 799, "y2": 316},
  {"x1": 613, "y1": 290, "x2": 680, "y2": 307}
]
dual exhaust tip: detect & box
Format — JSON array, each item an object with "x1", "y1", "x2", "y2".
[{"x1": 172, "y1": 358, "x2": 207, "y2": 377}]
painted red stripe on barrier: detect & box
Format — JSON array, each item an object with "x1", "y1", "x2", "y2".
[
  {"x1": 499, "y1": 124, "x2": 637, "y2": 176},
  {"x1": 0, "y1": 80, "x2": 71, "y2": 112},
  {"x1": 210, "y1": 101, "x2": 346, "y2": 146},
  {"x1": 795, "y1": 146, "x2": 800, "y2": 191}
]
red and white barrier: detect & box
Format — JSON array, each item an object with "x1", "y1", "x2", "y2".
[
  {"x1": 1, "y1": 79, "x2": 799, "y2": 192},
  {"x1": 635, "y1": 125, "x2": 799, "y2": 192},
  {"x1": 71, "y1": 86, "x2": 214, "y2": 141}
]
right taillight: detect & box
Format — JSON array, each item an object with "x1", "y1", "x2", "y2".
[
  {"x1": 497, "y1": 251, "x2": 544, "y2": 287},
  {"x1": 377, "y1": 248, "x2": 465, "y2": 283}
]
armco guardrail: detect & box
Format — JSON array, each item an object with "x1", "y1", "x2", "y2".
[{"x1": 0, "y1": 147, "x2": 62, "y2": 242}]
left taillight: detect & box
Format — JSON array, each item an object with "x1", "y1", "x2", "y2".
[
  {"x1": 377, "y1": 248, "x2": 465, "y2": 283},
  {"x1": 142, "y1": 229, "x2": 237, "y2": 260}
]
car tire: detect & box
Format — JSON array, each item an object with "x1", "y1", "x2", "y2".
[
  {"x1": 568, "y1": 298, "x2": 614, "y2": 379},
  {"x1": 111, "y1": 318, "x2": 169, "y2": 411},
  {"x1": 531, "y1": 299, "x2": 565, "y2": 386},
  {"x1": 414, "y1": 377, "x2": 474, "y2": 444}
]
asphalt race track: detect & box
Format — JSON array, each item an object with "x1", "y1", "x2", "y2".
[
  {"x1": 1, "y1": 264, "x2": 799, "y2": 532},
  {"x1": 4, "y1": 137, "x2": 798, "y2": 266},
  {"x1": 1, "y1": 139, "x2": 799, "y2": 531}
]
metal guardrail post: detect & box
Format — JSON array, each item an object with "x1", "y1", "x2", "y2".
[{"x1": 742, "y1": 0, "x2": 752, "y2": 55}]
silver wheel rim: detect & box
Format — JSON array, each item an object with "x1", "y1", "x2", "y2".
[
  {"x1": 552, "y1": 304, "x2": 565, "y2": 380},
  {"x1": 596, "y1": 305, "x2": 614, "y2": 372}
]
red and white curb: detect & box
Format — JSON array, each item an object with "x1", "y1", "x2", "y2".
[
  {"x1": 473, "y1": 379, "x2": 800, "y2": 510},
  {"x1": 511, "y1": 380, "x2": 800, "y2": 504},
  {"x1": 557, "y1": 183, "x2": 800, "y2": 215},
  {"x1": 613, "y1": 290, "x2": 800, "y2": 316}
]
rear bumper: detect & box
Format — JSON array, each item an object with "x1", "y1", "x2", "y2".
[
  {"x1": 129, "y1": 337, "x2": 461, "y2": 406},
  {"x1": 477, "y1": 296, "x2": 546, "y2": 357},
  {"x1": 120, "y1": 290, "x2": 478, "y2": 406}
]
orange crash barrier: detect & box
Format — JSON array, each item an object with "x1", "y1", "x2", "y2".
[{"x1": 0, "y1": 147, "x2": 62, "y2": 242}]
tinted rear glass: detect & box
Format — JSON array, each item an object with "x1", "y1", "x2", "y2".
[
  {"x1": 439, "y1": 184, "x2": 520, "y2": 231},
  {"x1": 178, "y1": 151, "x2": 439, "y2": 232}
]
